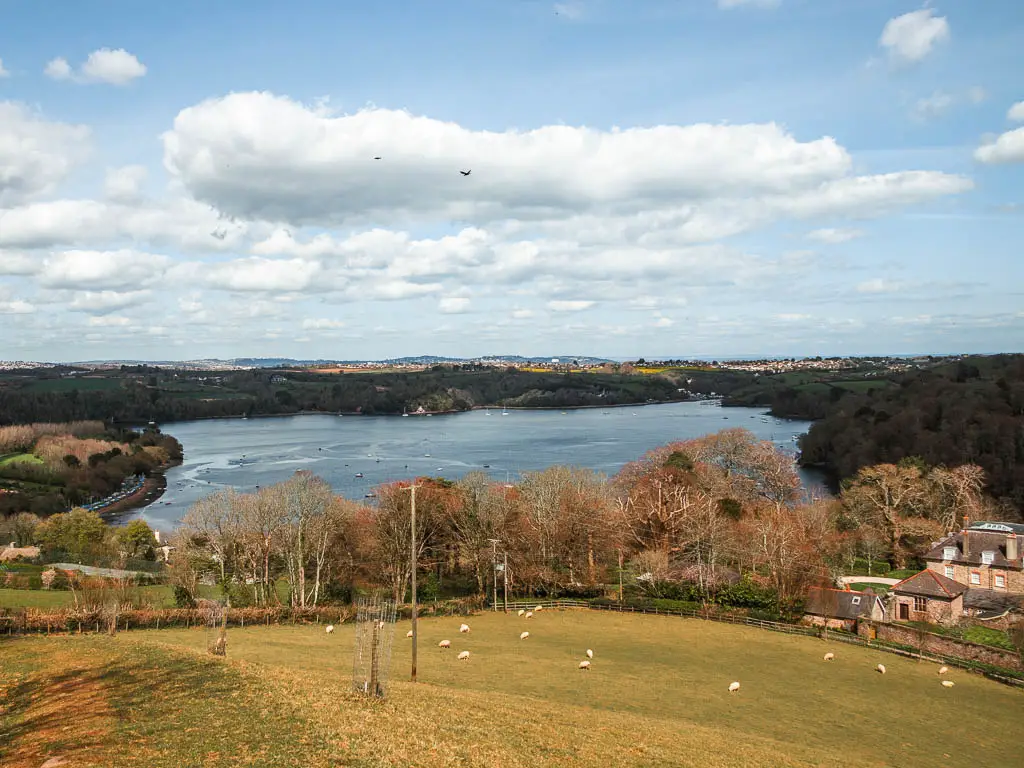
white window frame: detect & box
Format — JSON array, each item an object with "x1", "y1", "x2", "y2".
[
  {"x1": 945, "y1": 566, "x2": 954, "y2": 579},
  {"x1": 913, "y1": 596, "x2": 927, "y2": 612},
  {"x1": 981, "y1": 551, "x2": 995, "y2": 565},
  {"x1": 970, "y1": 571, "x2": 981, "y2": 585},
  {"x1": 943, "y1": 547, "x2": 957, "y2": 560},
  {"x1": 995, "y1": 574, "x2": 1006, "y2": 588},
  {"x1": 851, "y1": 596, "x2": 861, "y2": 605}
]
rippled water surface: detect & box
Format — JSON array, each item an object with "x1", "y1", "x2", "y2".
[{"x1": 130, "y1": 402, "x2": 822, "y2": 530}]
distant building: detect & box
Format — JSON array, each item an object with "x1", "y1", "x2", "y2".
[
  {"x1": 923, "y1": 520, "x2": 1024, "y2": 595},
  {"x1": 803, "y1": 586, "x2": 885, "y2": 632},
  {"x1": 889, "y1": 569, "x2": 967, "y2": 626},
  {"x1": 270, "y1": 374, "x2": 288, "y2": 384}
]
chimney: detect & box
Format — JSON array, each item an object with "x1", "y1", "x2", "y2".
[
  {"x1": 1007, "y1": 533, "x2": 1019, "y2": 563},
  {"x1": 962, "y1": 516, "x2": 970, "y2": 559}
]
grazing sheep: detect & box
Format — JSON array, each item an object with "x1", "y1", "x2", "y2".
[
  {"x1": 823, "y1": 652, "x2": 834, "y2": 661},
  {"x1": 586, "y1": 649, "x2": 593, "y2": 659},
  {"x1": 517, "y1": 609, "x2": 526, "y2": 617},
  {"x1": 579, "y1": 660, "x2": 591, "y2": 670},
  {"x1": 406, "y1": 630, "x2": 413, "y2": 638},
  {"x1": 938, "y1": 666, "x2": 949, "y2": 675},
  {"x1": 459, "y1": 623, "x2": 471, "y2": 633},
  {"x1": 326, "y1": 625, "x2": 334, "y2": 634},
  {"x1": 525, "y1": 611, "x2": 534, "y2": 619},
  {"x1": 378, "y1": 620, "x2": 386, "y2": 629},
  {"x1": 534, "y1": 605, "x2": 543, "y2": 612},
  {"x1": 728, "y1": 682, "x2": 740, "y2": 692},
  {"x1": 458, "y1": 650, "x2": 470, "y2": 660},
  {"x1": 941, "y1": 680, "x2": 955, "y2": 688},
  {"x1": 876, "y1": 664, "x2": 886, "y2": 675},
  {"x1": 520, "y1": 631, "x2": 530, "y2": 640},
  {"x1": 439, "y1": 639, "x2": 451, "y2": 648}
]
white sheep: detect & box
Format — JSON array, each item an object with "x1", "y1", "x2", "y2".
[
  {"x1": 525, "y1": 611, "x2": 534, "y2": 619},
  {"x1": 458, "y1": 650, "x2": 470, "y2": 660},
  {"x1": 439, "y1": 639, "x2": 451, "y2": 648},
  {"x1": 517, "y1": 609, "x2": 526, "y2": 617},
  {"x1": 459, "y1": 623, "x2": 471, "y2": 633},
  {"x1": 586, "y1": 649, "x2": 594, "y2": 659},
  {"x1": 876, "y1": 664, "x2": 886, "y2": 675},
  {"x1": 520, "y1": 631, "x2": 530, "y2": 640},
  {"x1": 325, "y1": 625, "x2": 334, "y2": 634},
  {"x1": 578, "y1": 660, "x2": 591, "y2": 670},
  {"x1": 406, "y1": 630, "x2": 413, "y2": 638},
  {"x1": 941, "y1": 680, "x2": 955, "y2": 688},
  {"x1": 728, "y1": 681, "x2": 740, "y2": 692},
  {"x1": 534, "y1": 605, "x2": 543, "y2": 612},
  {"x1": 938, "y1": 666, "x2": 949, "y2": 675},
  {"x1": 823, "y1": 652, "x2": 834, "y2": 661}
]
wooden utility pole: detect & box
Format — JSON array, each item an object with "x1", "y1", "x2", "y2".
[
  {"x1": 404, "y1": 484, "x2": 421, "y2": 683},
  {"x1": 618, "y1": 549, "x2": 624, "y2": 603},
  {"x1": 503, "y1": 551, "x2": 508, "y2": 613},
  {"x1": 487, "y1": 538, "x2": 501, "y2": 611}
]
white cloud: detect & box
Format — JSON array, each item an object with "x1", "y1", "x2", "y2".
[
  {"x1": 439, "y1": 296, "x2": 471, "y2": 314},
  {"x1": 654, "y1": 316, "x2": 674, "y2": 328},
  {"x1": 0, "y1": 59, "x2": 9, "y2": 78},
  {"x1": 879, "y1": 9, "x2": 950, "y2": 63},
  {"x1": 975, "y1": 127, "x2": 1024, "y2": 165},
  {"x1": 68, "y1": 290, "x2": 152, "y2": 313},
  {"x1": 0, "y1": 102, "x2": 91, "y2": 206},
  {"x1": 1008, "y1": 101, "x2": 1024, "y2": 122},
  {"x1": 301, "y1": 318, "x2": 345, "y2": 330},
  {"x1": 44, "y1": 57, "x2": 72, "y2": 80},
  {"x1": 192, "y1": 257, "x2": 323, "y2": 293},
  {"x1": 775, "y1": 313, "x2": 810, "y2": 321},
  {"x1": 87, "y1": 315, "x2": 131, "y2": 327},
  {"x1": 0, "y1": 299, "x2": 35, "y2": 314},
  {"x1": 912, "y1": 91, "x2": 954, "y2": 119},
  {"x1": 806, "y1": 227, "x2": 864, "y2": 244},
  {"x1": 717, "y1": 0, "x2": 780, "y2": 8},
  {"x1": 0, "y1": 251, "x2": 40, "y2": 276},
  {"x1": 38, "y1": 249, "x2": 170, "y2": 290},
  {"x1": 45, "y1": 49, "x2": 146, "y2": 85},
  {"x1": 547, "y1": 300, "x2": 595, "y2": 312},
  {"x1": 967, "y1": 87, "x2": 988, "y2": 105},
  {"x1": 104, "y1": 165, "x2": 148, "y2": 203},
  {"x1": 511, "y1": 308, "x2": 534, "y2": 319},
  {"x1": 857, "y1": 278, "x2": 900, "y2": 294},
  {"x1": 553, "y1": 2, "x2": 584, "y2": 19}
]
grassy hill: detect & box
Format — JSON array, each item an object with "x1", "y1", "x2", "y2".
[{"x1": 2, "y1": 611, "x2": 1019, "y2": 767}]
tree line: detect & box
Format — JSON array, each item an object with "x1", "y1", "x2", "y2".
[{"x1": 166, "y1": 429, "x2": 1007, "y2": 614}]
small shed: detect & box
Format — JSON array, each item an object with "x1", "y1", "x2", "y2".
[{"x1": 803, "y1": 587, "x2": 885, "y2": 632}]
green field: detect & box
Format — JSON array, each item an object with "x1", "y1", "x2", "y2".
[
  {"x1": 2, "y1": 610, "x2": 1012, "y2": 767},
  {"x1": 0, "y1": 585, "x2": 220, "y2": 610},
  {"x1": 0, "y1": 453, "x2": 44, "y2": 468}
]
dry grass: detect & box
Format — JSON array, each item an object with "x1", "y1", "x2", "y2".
[
  {"x1": 136, "y1": 610, "x2": 1022, "y2": 768},
  {"x1": 34, "y1": 435, "x2": 129, "y2": 467}
]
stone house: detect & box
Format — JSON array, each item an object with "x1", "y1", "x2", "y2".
[
  {"x1": 803, "y1": 586, "x2": 885, "y2": 631},
  {"x1": 889, "y1": 569, "x2": 967, "y2": 626},
  {"x1": 923, "y1": 520, "x2": 1024, "y2": 595}
]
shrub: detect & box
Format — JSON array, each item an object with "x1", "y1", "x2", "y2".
[{"x1": 173, "y1": 585, "x2": 196, "y2": 608}]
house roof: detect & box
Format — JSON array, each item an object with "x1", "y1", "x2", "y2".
[
  {"x1": 963, "y1": 588, "x2": 1024, "y2": 613},
  {"x1": 804, "y1": 587, "x2": 881, "y2": 620},
  {"x1": 923, "y1": 531, "x2": 1022, "y2": 570},
  {"x1": 892, "y1": 569, "x2": 968, "y2": 599}
]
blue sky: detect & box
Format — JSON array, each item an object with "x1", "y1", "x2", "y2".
[{"x1": 0, "y1": 0, "x2": 1022, "y2": 361}]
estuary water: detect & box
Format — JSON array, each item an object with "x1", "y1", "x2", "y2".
[{"x1": 130, "y1": 401, "x2": 823, "y2": 531}]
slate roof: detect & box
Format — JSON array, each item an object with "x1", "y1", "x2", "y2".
[
  {"x1": 923, "y1": 531, "x2": 1022, "y2": 570},
  {"x1": 963, "y1": 588, "x2": 1024, "y2": 613},
  {"x1": 804, "y1": 587, "x2": 881, "y2": 620},
  {"x1": 891, "y1": 569, "x2": 968, "y2": 600}
]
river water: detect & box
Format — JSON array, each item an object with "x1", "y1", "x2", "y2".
[{"x1": 129, "y1": 402, "x2": 822, "y2": 531}]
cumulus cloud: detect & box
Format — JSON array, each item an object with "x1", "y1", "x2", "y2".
[
  {"x1": 45, "y1": 49, "x2": 147, "y2": 85},
  {"x1": 912, "y1": 91, "x2": 954, "y2": 120},
  {"x1": 879, "y1": 9, "x2": 950, "y2": 63},
  {"x1": 0, "y1": 299, "x2": 35, "y2": 314},
  {"x1": 0, "y1": 102, "x2": 91, "y2": 206},
  {"x1": 975, "y1": 127, "x2": 1024, "y2": 164},
  {"x1": 439, "y1": 296, "x2": 471, "y2": 314},
  {"x1": 87, "y1": 315, "x2": 131, "y2": 327},
  {"x1": 0, "y1": 59, "x2": 9, "y2": 78},
  {"x1": 193, "y1": 257, "x2": 324, "y2": 293},
  {"x1": 1008, "y1": 101, "x2": 1024, "y2": 122},
  {"x1": 104, "y1": 165, "x2": 148, "y2": 203},
  {"x1": 38, "y1": 250, "x2": 170, "y2": 290},
  {"x1": 0, "y1": 251, "x2": 41, "y2": 276},
  {"x1": 857, "y1": 278, "x2": 900, "y2": 294},
  {"x1": 806, "y1": 227, "x2": 864, "y2": 244},
  {"x1": 301, "y1": 318, "x2": 345, "y2": 330},
  {"x1": 68, "y1": 289, "x2": 152, "y2": 313},
  {"x1": 548, "y1": 300, "x2": 595, "y2": 312}
]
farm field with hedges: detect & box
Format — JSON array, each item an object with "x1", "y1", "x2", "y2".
[{"x1": 2, "y1": 610, "x2": 1020, "y2": 767}]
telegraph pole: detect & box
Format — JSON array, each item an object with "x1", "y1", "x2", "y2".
[
  {"x1": 404, "y1": 483, "x2": 422, "y2": 682},
  {"x1": 487, "y1": 538, "x2": 501, "y2": 611},
  {"x1": 503, "y1": 551, "x2": 509, "y2": 613}
]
